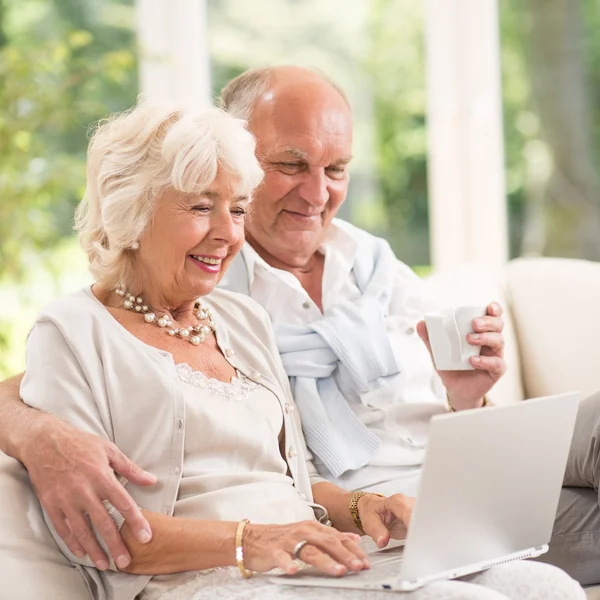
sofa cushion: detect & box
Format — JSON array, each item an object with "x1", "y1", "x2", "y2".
[
  {"x1": 506, "y1": 258, "x2": 600, "y2": 401},
  {"x1": 0, "y1": 453, "x2": 89, "y2": 599}
]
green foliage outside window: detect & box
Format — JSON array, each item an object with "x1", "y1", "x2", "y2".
[{"x1": 0, "y1": 0, "x2": 137, "y2": 376}]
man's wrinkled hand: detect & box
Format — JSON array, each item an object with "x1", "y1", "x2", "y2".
[
  {"x1": 417, "y1": 302, "x2": 506, "y2": 411},
  {"x1": 21, "y1": 415, "x2": 156, "y2": 571},
  {"x1": 357, "y1": 493, "x2": 414, "y2": 549}
]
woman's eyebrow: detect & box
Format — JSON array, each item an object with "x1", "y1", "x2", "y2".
[
  {"x1": 199, "y1": 190, "x2": 220, "y2": 199},
  {"x1": 198, "y1": 191, "x2": 249, "y2": 202}
]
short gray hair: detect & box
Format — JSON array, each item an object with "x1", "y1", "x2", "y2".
[
  {"x1": 75, "y1": 99, "x2": 263, "y2": 289},
  {"x1": 220, "y1": 66, "x2": 351, "y2": 121}
]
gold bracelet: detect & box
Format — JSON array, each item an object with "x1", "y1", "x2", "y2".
[
  {"x1": 235, "y1": 518, "x2": 253, "y2": 579},
  {"x1": 349, "y1": 491, "x2": 385, "y2": 535},
  {"x1": 447, "y1": 393, "x2": 490, "y2": 412}
]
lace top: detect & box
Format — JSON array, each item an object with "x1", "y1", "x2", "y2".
[
  {"x1": 141, "y1": 364, "x2": 315, "y2": 600},
  {"x1": 175, "y1": 363, "x2": 260, "y2": 402}
]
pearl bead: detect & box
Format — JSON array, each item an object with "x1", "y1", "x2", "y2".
[{"x1": 116, "y1": 286, "x2": 216, "y2": 344}]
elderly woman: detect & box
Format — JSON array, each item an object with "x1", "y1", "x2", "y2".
[{"x1": 20, "y1": 102, "x2": 584, "y2": 600}]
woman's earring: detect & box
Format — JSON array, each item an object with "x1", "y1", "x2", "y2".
[{"x1": 131, "y1": 242, "x2": 139, "y2": 250}]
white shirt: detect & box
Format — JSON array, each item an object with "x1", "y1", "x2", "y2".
[{"x1": 220, "y1": 219, "x2": 447, "y2": 494}]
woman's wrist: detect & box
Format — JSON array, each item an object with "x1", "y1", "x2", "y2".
[
  {"x1": 235, "y1": 519, "x2": 253, "y2": 578},
  {"x1": 121, "y1": 515, "x2": 239, "y2": 574}
]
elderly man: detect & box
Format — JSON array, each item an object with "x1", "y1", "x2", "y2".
[{"x1": 0, "y1": 66, "x2": 599, "y2": 586}]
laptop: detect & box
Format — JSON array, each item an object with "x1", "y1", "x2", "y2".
[{"x1": 271, "y1": 392, "x2": 580, "y2": 592}]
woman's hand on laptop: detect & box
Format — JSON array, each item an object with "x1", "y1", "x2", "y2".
[
  {"x1": 244, "y1": 520, "x2": 370, "y2": 576},
  {"x1": 358, "y1": 493, "x2": 414, "y2": 548}
]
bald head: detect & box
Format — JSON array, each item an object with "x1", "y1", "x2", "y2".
[
  {"x1": 220, "y1": 65, "x2": 351, "y2": 122},
  {"x1": 221, "y1": 66, "x2": 354, "y2": 270}
]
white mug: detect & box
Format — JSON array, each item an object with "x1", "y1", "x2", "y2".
[{"x1": 424, "y1": 305, "x2": 487, "y2": 371}]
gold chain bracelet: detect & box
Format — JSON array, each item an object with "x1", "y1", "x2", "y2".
[{"x1": 349, "y1": 491, "x2": 385, "y2": 534}]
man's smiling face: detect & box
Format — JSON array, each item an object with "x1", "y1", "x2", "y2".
[{"x1": 245, "y1": 72, "x2": 353, "y2": 268}]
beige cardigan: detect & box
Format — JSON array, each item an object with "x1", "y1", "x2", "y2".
[{"x1": 21, "y1": 286, "x2": 323, "y2": 600}]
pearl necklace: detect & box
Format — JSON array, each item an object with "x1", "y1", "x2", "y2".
[{"x1": 115, "y1": 286, "x2": 216, "y2": 346}]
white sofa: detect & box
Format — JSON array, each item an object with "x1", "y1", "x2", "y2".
[
  {"x1": 0, "y1": 257, "x2": 599, "y2": 598},
  {"x1": 427, "y1": 257, "x2": 600, "y2": 598}
]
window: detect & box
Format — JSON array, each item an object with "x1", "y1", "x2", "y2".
[
  {"x1": 208, "y1": 0, "x2": 429, "y2": 266},
  {"x1": 501, "y1": 0, "x2": 600, "y2": 260},
  {"x1": 0, "y1": 0, "x2": 138, "y2": 376}
]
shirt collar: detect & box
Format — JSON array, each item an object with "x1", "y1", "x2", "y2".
[{"x1": 241, "y1": 218, "x2": 359, "y2": 290}]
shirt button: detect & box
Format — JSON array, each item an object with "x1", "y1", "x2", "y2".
[
  {"x1": 225, "y1": 349, "x2": 235, "y2": 358},
  {"x1": 405, "y1": 327, "x2": 415, "y2": 335},
  {"x1": 175, "y1": 466, "x2": 181, "y2": 475},
  {"x1": 302, "y1": 301, "x2": 311, "y2": 309},
  {"x1": 177, "y1": 419, "x2": 183, "y2": 429},
  {"x1": 287, "y1": 447, "x2": 297, "y2": 459},
  {"x1": 252, "y1": 371, "x2": 261, "y2": 380},
  {"x1": 299, "y1": 492, "x2": 307, "y2": 501},
  {"x1": 285, "y1": 403, "x2": 295, "y2": 414}
]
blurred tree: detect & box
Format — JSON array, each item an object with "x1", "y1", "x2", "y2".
[
  {"x1": 0, "y1": 0, "x2": 137, "y2": 376},
  {"x1": 364, "y1": 0, "x2": 428, "y2": 265},
  {"x1": 0, "y1": 0, "x2": 138, "y2": 279},
  {"x1": 502, "y1": 0, "x2": 600, "y2": 259}
]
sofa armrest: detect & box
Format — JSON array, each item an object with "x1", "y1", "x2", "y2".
[
  {"x1": 506, "y1": 257, "x2": 600, "y2": 400},
  {"x1": 0, "y1": 453, "x2": 88, "y2": 599}
]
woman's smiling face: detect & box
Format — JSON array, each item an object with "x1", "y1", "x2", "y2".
[{"x1": 135, "y1": 170, "x2": 249, "y2": 305}]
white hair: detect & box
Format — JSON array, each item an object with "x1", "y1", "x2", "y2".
[{"x1": 75, "y1": 99, "x2": 263, "y2": 288}]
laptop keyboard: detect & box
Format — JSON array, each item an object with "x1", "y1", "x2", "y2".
[
  {"x1": 288, "y1": 545, "x2": 404, "y2": 583},
  {"x1": 354, "y1": 546, "x2": 404, "y2": 582}
]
